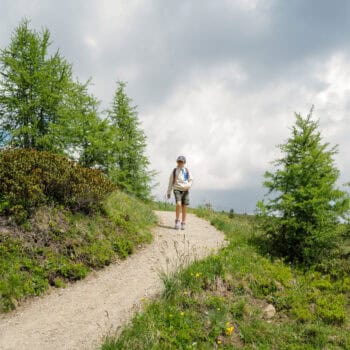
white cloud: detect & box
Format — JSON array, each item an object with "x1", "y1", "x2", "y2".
[
  {"x1": 314, "y1": 53, "x2": 350, "y2": 122},
  {"x1": 236, "y1": 0, "x2": 267, "y2": 11},
  {"x1": 142, "y1": 56, "x2": 350, "y2": 200},
  {"x1": 312, "y1": 53, "x2": 350, "y2": 184},
  {"x1": 84, "y1": 36, "x2": 97, "y2": 48},
  {"x1": 1, "y1": 0, "x2": 349, "y2": 209}
]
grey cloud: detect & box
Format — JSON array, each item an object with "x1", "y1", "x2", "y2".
[
  {"x1": 2, "y1": 0, "x2": 350, "y2": 105},
  {"x1": 0, "y1": 0, "x2": 349, "y2": 212}
]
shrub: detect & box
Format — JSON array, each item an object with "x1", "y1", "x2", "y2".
[{"x1": 0, "y1": 149, "x2": 115, "y2": 221}]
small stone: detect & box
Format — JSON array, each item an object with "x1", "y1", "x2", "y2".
[
  {"x1": 275, "y1": 281, "x2": 283, "y2": 290},
  {"x1": 263, "y1": 304, "x2": 276, "y2": 319}
]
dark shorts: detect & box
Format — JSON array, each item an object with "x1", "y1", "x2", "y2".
[{"x1": 174, "y1": 190, "x2": 190, "y2": 206}]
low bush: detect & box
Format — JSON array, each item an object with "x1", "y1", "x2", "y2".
[{"x1": 0, "y1": 149, "x2": 115, "y2": 221}]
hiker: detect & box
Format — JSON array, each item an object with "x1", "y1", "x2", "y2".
[{"x1": 167, "y1": 156, "x2": 193, "y2": 230}]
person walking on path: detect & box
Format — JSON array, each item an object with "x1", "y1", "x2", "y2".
[{"x1": 167, "y1": 156, "x2": 193, "y2": 230}]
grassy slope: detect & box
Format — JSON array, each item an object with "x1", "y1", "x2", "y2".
[
  {"x1": 102, "y1": 208, "x2": 350, "y2": 350},
  {"x1": 0, "y1": 191, "x2": 157, "y2": 312}
]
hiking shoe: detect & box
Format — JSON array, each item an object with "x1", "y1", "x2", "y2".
[
  {"x1": 181, "y1": 222, "x2": 186, "y2": 230},
  {"x1": 175, "y1": 219, "x2": 180, "y2": 230}
]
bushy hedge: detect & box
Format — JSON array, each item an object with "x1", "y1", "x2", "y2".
[{"x1": 0, "y1": 149, "x2": 116, "y2": 221}]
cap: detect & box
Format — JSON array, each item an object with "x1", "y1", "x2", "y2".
[{"x1": 176, "y1": 155, "x2": 186, "y2": 163}]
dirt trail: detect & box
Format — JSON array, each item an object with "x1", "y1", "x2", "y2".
[{"x1": 0, "y1": 211, "x2": 226, "y2": 350}]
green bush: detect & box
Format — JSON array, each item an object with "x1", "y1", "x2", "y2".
[{"x1": 0, "y1": 149, "x2": 115, "y2": 221}]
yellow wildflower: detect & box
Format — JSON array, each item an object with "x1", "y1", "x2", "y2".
[
  {"x1": 217, "y1": 307, "x2": 221, "y2": 311},
  {"x1": 195, "y1": 272, "x2": 201, "y2": 278},
  {"x1": 217, "y1": 339, "x2": 222, "y2": 344},
  {"x1": 180, "y1": 311, "x2": 185, "y2": 316},
  {"x1": 225, "y1": 326, "x2": 234, "y2": 335}
]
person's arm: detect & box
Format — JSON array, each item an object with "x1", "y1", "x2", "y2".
[
  {"x1": 167, "y1": 171, "x2": 173, "y2": 198},
  {"x1": 186, "y1": 170, "x2": 193, "y2": 190}
]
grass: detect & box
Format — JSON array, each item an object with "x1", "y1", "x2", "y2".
[
  {"x1": 151, "y1": 201, "x2": 176, "y2": 212},
  {"x1": 102, "y1": 207, "x2": 350, "y2": 350},
  {"x1": 0, "y1": 191, "x2": 157, "y2": 312}
]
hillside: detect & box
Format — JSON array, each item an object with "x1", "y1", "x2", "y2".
[
  {"x1": 0, "y1": 149, "x2": 156, "y2": 312},
  {"x1": 103, "y1": 208, "x2": 350, "y2": 349},
  {"x1": 0, "y1": 211, "x2": 226, "y2": 350}
]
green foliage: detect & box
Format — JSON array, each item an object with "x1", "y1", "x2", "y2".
[
  {"x1": 0, "y1": 19, "x2": 72, "y2": 150},
  {"x1": 51, "y1": 80, "x2": 114, "y2": 169},
  {"x1": 151, "y1": 201, "x2": 176, "y2": 212},
  {"x1": 107, "y1": 82, "x2": 155, "y2": 200},
  {"x1": 0, "y1": 192, "x2": 156, "y2": 312},
  {"x1": 103, "y1": 210, "x2": 350, "y2": 349},
  {"x1": 0, "y1": 19, "x2": 114, "y2": 169},
  {"x1": 0, "y1": 149, "x2": 115, "y2": 221},
  {"x1": 103, "y1": 191, "x2": 156, "y2": 247},
  {"x1": 228, "y1": 209, "x2": 235, "y2": 219},
  {"x1": 257, "y1": 110, "x2": 349, "y2": 265},
  {"x1": 0, "y1": 21, "x2": 155, "y2": 201}
]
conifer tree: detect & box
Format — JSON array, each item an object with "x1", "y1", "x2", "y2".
[
  {"x1": 51, "y1": 79, "x2": 112, "y2": 169},
  {"x1": 107, "y1": 82, "x2": 154, "y2": 200},
  {"x1": 0, "y1": 19, "x2": 110, "y2": 168},
  {"x1": 0, "y1": 19, "x2": 72, "y2": 150},
  {"x1": 257, "y1": 110, "x2": 349, "y2": 264}
]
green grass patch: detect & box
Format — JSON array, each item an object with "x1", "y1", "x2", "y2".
[
  {"x1": 151, "y1": 201, "x2": 176, "y2": 212},
  {"x1": 102, "y1": 208, "x2": 350, "y2": 349},
  {"x1": 151, "y1": 200, "x2": 197, "y2": 214},
  {"x1": 0, "y1": 191, "x2": 156, "y2": 312}
]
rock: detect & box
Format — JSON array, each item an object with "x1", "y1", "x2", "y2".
[
  {"x1": 275, "y1": 281, "x2": 284, "y2": 291},
  {"x1": 263, "y1": 304, "x2": 276, "y2": 319}
]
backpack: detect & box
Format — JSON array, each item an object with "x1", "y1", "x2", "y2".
[{"x1": 173, "y1": 167, "x2": 190, "y2": 185}]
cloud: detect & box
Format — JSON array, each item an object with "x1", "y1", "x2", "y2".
[
  {"x1": 145, "y1": 51, "x2": 350, "y2": 204},
  {"x1": 0, "y1": 0, "x2": 349, "y2": 211},
  {"x1": 84, "y1": 36, "x2": 97, "y2": 49}
]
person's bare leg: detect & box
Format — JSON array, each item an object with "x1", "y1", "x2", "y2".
[
  {"x1": 182, "y1": 205, "x2": 187, "y2": 223},
  {"x1": 176, "y1": 202, "x2": 181, "y2": 221},
  {"x1": 180, "y1": 205, "x2": 187, "y2": 230},
  {"x1": 174, "y1": 202, "x2": 181, "y2": 229}
]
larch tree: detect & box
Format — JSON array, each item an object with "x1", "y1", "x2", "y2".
[
  {"x1": 0, "y1": 19, "x2": 112, "y2": 170},
  {"x1": 0, "y1": 19, "x2": 72, "y2": 150},
  {"x1": 107, "y1": 81, "x2": 154, "y2": 200},
  {"x1": 257, "y1": 110, "x2": 349, "y2": 264}
]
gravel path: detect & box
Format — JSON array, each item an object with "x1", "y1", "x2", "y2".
[{"x1": 0, "y1": 211, "x2": 226, "y2": 350}]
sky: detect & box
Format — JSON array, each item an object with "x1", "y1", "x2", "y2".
[{"x1": 1, "y1": 0, "x2": 349, "y2": 212}]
